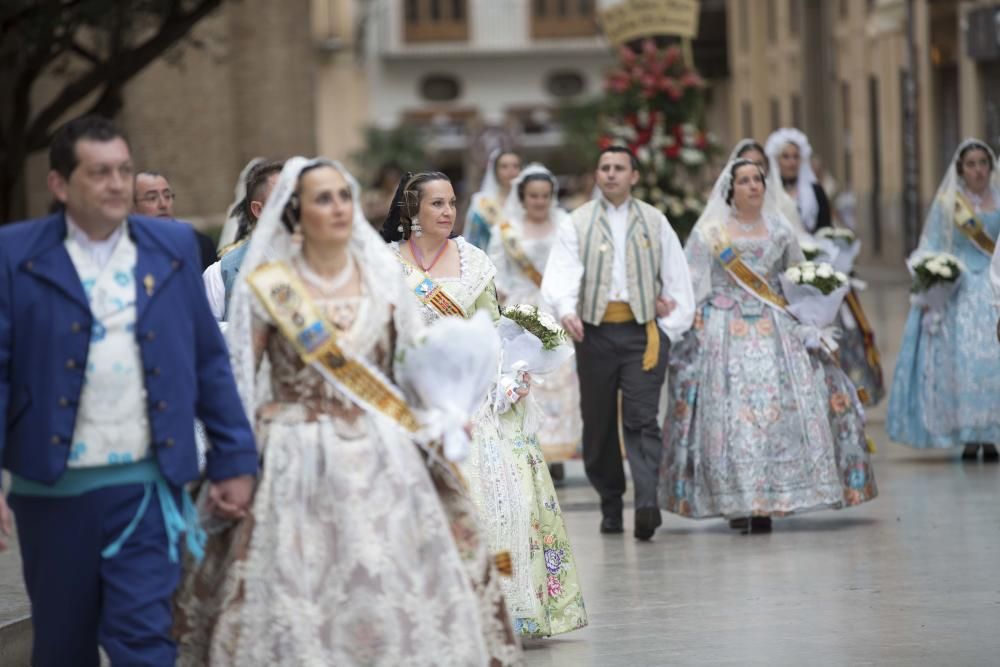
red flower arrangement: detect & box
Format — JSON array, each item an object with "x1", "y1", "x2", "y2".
[{"x1": 596, "y1": 39, "x2": 720, "y2": 239}]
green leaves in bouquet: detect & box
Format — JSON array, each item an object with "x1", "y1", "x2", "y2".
[{"x1": 501, "y1": 306, "x2": 568, "y2": 352}]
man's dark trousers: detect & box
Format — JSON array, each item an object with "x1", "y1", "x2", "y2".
[{"x1": 576, "y1": 320, "x2": 669, "y2": 520}]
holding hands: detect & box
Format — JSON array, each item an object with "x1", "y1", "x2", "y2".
[{"x1": 207, "y1": 475, "x2": 255, "y2": 520}]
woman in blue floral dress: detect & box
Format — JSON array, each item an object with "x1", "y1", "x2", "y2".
[
  {"x1": 659, "y1": 158, "x2": 877, "y2": 533},
  {"x1": 887, "y1": 139, "x2": 1000, "y2": 461}
]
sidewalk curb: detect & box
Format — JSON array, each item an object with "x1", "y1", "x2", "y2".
[{"x1": 0, "y1": 616, "x2": 31, "y2": 667}]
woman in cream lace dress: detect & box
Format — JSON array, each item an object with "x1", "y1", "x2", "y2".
[{"x1": 174, "y1": 158, "x2": 516, "y2": 666}]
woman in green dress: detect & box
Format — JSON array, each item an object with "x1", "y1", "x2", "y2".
[{"x1": 384, "y1": 171, "x2": 588, "y2": 639}]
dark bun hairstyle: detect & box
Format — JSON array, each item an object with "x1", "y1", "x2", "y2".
[
  {"x1": 516, "y1": 172, "x2": 556, "y2": 203},
  {"x1": 280, "y1": 162, "x2": 332, "y2": 233},
  {"x1": 725, "y1": 158, "x2": 767, "y2": 206},
  {"x1": 381, "y1": 171, "x2": 451, "y2": 242},
  {"x1": 956, "y1": 140, "x2": 994, "y2": 177},
  {"x1": 493, "y1": 151, "x2": 521, "y2": 178}
]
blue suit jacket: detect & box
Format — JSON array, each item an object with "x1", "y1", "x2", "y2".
[{"x1": 0, "y1": 213, "x2": 257, "y2": 487}]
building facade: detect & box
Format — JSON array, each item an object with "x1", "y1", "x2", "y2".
[
  {"x1": 359, "y1": 0, "x2": 616, "y2": 193},
  {"x1": 727, "y1": 0, "x2": 1000, "y2": 259},
  {"x1": 24, "y1": 0, "x2": 318, "y2": 228}
]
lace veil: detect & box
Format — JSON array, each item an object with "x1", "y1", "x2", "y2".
[
  {"x1": 765, "y1": 128, "x2": 820, "y2": 232},
  {"x1": 501, "y1": 162, "x2": 570, "y2": 226},
  {"x1": 687, "y1": 157, "x2": 791, "y2": 303},
  {"x1": 463, "y1": 148, "x2": 502, "y2": 232},
  {"x1": 225, "y1": 157, "x2": 424, "y2": 427},
  {"x1": 217, "y1": 157, "x2": 265, "y2": 250},
  {"x1": 917, "y1": 138, "x2": 1000, "y2": 253}
]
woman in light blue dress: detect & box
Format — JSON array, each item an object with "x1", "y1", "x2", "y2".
[{"x1": 887, "y1": 139, "x2": 1000, "y2": 461}]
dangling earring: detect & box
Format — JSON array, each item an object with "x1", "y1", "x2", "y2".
[{"x1": 411, "y1": 216, "x2": 423, "y2": 238}]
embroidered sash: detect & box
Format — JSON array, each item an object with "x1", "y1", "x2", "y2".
[
  {"x1": 713, "y1": 236, "x2": 789, "y2": 312},
  {"x1": 954, "y1": 193, "x2": 997, "y2": 257},
  {"x1": 398, "y1": 258, "x2": 468, "y2": 319},
  {"x1": 499, "y1": 222, "x2": 543, "y2": 287},
  {"x1": 248, "y1": 261, "x2": 421, "y2": 433},
  {"x1": 476, "y1": 196, "x2": 502, "y2": 228},
  {"x1": 844, "y1": 289, "x2": 883, "y2": 384}
]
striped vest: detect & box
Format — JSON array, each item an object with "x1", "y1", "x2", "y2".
[{"x1": 573, "y1": 199, "x2": 662, "y2": 325}]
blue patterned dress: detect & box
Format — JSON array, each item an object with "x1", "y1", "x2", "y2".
[
  {"x1": 887, "y1": 208, "x2": 1000, "y2": 448},
  {"x1": 659, "y1": 221, "x2": 877, "y2": 518}
]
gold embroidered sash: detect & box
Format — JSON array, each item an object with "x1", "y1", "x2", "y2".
[
  {"x1": 475, "y1": 196, "x2": 502, "y2": 228},
  {"x1": 844, "y1": 289, "x2": 883, "y2": 387},
  {"x1": 954, "y1": 193, "x2": 997, "y2": 257},
  {"x1": 498, "y1": 222, "x2": 543, "y2": 287},
  {"x1": 398, "y1": 257, "x2": 468, "y2": 319},
  {"x1": 713, "y1": 236, "x2": 788, "y2": 311},
  {"x1": 248, "y1": 261, "x2": 420, "y2": 433}
]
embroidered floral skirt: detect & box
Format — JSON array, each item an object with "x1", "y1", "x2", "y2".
[
  {"x1": 174, "y1": 406, "x2": 505, "y2": 666},
  {"x1": 463, "y1": 403, "x2": 588, "y2": 638},
  {"x1": 659, "y1": 302, "x2": 877, "y2": 519}
]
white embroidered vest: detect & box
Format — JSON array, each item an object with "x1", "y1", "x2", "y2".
[{"x1": 65, "y1": 229, "x2": 152, "y2": 467}]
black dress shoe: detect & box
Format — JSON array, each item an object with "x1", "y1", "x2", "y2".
[
  {"x1": 600, "y1": 516, "x2": 624, "y2": 534},
  {"x1": 749, "y1": 516, "x2": 772, "y2": 533},
  {"x1": 728, "y1": 517, "x2": 749, "y2": 531},
  {"x1": 962, "y1": 444, "x2": 980, "y2": 461},
  {"x1": 634, "y1": 507, "x2": 661, "y2": 541},
  {"x1": 983, "y1": 444, "x2": 999, "y2": 462}
]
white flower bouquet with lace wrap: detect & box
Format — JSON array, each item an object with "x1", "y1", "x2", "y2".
[
  {"x1": 907, "y1": 251, "x2": 964, "y2": 333},
  {"x1": 497, "y1": 305, "x2": 574, "y2": 407},
  {"x1": 395, "y1": 311, "x2": 501, "y2": 462},
  {"x1": 780, "y1": 261, "x2": 851, "y2": 351},
  {"x1": 817, "y1": 227, "x2": 862, "y2": 274}
]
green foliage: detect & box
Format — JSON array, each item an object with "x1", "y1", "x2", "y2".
[
  {"x1": 350, "y1": 126, "x2": 428, "y2": 184},
  {"x1": 501, "y1": 305, "x2": 568, "y2": 351}
]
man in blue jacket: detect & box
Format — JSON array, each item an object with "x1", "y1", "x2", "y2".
[{"x1": 0, "y1": 115, "x2": 257, "y2": 667}]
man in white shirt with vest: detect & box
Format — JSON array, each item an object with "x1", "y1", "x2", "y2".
[{"x1": 542, "y1": 146, "x2": 694, "y2": 541}]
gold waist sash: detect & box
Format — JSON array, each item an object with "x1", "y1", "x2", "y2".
[{"x1": 602, "y1": 301, "x2": 660, "y2": 372}]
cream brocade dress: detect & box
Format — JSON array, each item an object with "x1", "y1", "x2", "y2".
[
  {"x1": 393, "y1": 237, "x2": 588, "y2": 639},
  {"x1": 487, "y1": 219, "x2": 583, "y2": 463},
  {"x1": 174, "y1": 256, "x2": 507, "y2": 666}
]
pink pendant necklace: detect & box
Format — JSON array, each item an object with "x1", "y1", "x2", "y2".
[{"x1": 408, "y1": 237, "x2": 450, "y2": 272}]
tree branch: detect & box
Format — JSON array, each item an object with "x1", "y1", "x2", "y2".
[
  {"x1": 25, "y1": 0, "x2": 224, "y2": 151},
  {"x1": 69, "y1": 39, "x2": 101, "y2": 65}
]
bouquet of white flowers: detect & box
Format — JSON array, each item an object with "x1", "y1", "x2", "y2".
[
  {"x1": 798, "y1": 237, "x2": 821, "y2": 261},
  {"x1": 497, "y1": 304, "x2": 574, "y2": 408},
  {"x1": 907, "y1": 252, "x2": 964, "y2": 333},
  {"x1": 396, "y1": 311, "x2": 502, "y2": 462},
  {"x1": 817, "y1": 227, "x2": 861, "y2": 274},
  {"x1": 780, "y1": 261, "x2": 851, "y2": 351}
]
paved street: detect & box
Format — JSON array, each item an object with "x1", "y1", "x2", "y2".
[
  {"x1": 2, "y1": 265, "x2": 998, "y2": 666},
  {"x1": 524, "y1": 265, "x2": 1000, "y2": 667}
]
